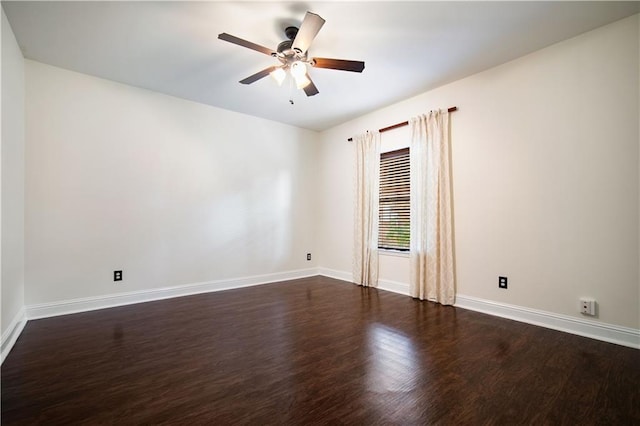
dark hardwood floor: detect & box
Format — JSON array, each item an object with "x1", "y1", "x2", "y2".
[{"x1": 2, "y1": 276, "x2": 639, "y2": 425}]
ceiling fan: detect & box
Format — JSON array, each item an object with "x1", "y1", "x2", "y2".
[{"x1": 218, "y1": 11, "x2": 365, "y2": 97}]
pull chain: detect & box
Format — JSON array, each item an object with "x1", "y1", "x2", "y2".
[{"x1": 289, "y1": 75, "x2": 294, "y2": 105}]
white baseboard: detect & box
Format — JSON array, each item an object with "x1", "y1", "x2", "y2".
[
  {"x1": 1, "y1": 307, "x2": 27, "y2": 364},
  {"x1": 26, "y1": 268, "x2": 318, "y2": 320},
  {"x1": 317, "y1": 267, "x2": 411, "y2": 296},
  {"x1": 317, "y1": 267, "x2": 352, "y2": 283},
  {"x1": 455, "y1": 294, "x2": 640, "y2": 349},
  {"x1": 377, "y1": 279, "x2": 410, "y2": 296},
  {"x1": 316, "y1": 268, "x2": 639, "y2": 349}
]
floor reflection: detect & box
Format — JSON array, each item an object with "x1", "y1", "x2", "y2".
[{"x1": 366, "y1": 323, "x2": 418, "y2": 393}]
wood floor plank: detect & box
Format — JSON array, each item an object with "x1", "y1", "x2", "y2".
[{"x1": 2, "y1": 276, "x2": 639, "y2": 424}]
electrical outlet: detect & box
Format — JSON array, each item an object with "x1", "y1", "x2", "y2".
[
  {"x1": 498, "y1": 276, "x2": 508, "y2": 289},
  {"x1": 114, "y1": 270, "x2": 122, "y2": 281},
  {"x1": 580, "y1": 298, "x2": 596, "y2": 316},
  {"x1": 307, "y1": 253, "x2": 311, "y2": 261}
]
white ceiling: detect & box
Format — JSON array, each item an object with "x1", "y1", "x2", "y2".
[{"x1": 3, "y1": 1, "x2": 639, "y2": 131}]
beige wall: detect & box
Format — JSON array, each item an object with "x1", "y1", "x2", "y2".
[
  {"x1": 25, "y1": 61, "x2": 318, "y2": 305},
  {"x1": 1, "y1": 8, "x2": 26, "y2": 337},
  {"x1": 318, "y1": 15, "x2": 640, "y2": 329}
]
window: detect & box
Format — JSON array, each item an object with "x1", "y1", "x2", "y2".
[{"x1": 378, "y1": 147, "x2": 410, "y2": 251}]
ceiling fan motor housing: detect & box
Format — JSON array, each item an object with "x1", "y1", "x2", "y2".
[
  {"x1": 277, "y1": 40, "x2": 294, "y2": 55},
  {"x1": 277, "y1": 28, "x2": 308, "y2": 64}
]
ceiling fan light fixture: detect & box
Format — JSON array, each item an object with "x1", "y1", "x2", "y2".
[
  {"x1": 270, "y1": 67, "x2": 286, "y2": 85},
  {"x1": 295, "y1": 74, "x2": 311, "y2": 89},
  {"x1": 290, "y1": 61, "x2": 307, "y2": 79}
]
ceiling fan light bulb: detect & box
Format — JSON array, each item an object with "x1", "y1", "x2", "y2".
[
  {"x1": 270, "y1": 67, "x2": 286, "y2": 85},
  {"x1": 295, "y1": 74, "x2": 311, "y2": 89},
  {"x1": 290, "y1": 61, "x2": 307, "y2": 78}
]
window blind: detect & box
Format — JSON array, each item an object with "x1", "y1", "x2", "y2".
[{"x1": 378, "y1": 147, "x2": 410, "y2": 251}]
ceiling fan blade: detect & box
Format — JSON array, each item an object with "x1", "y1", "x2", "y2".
[
  {"x1": 311, "y1": 57, "x2": 365, "y2": 73},
  {"x1": 303, "y1": 74, "x2": 319, "y2": 96},
  {"x1": 292, "y1": 12, "x2": 325, "y2": 53},
  {"x1": 239, "y1": 66, "x2": 278, "y2": 84},
  {"x1": 218, "y1": 33, "x2": 275, "y2": 56}
]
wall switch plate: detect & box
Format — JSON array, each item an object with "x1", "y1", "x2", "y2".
[
  {"x1": 307, "y1": 253, "x2": 311, "y2": 261},
  {"x1": 580, "y1": 298, "x2": 596, "y2": 316},
  {"x1": 498, "y1": 276, "x2": 508, "y2": 289},
  {"x1": 114, "y1": 270, "x2": 122, "y2": 281}
]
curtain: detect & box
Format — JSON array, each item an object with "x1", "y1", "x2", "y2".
[
  {"x1": 409, "y1": 110, "x2": 455, "y2": 304},
  {"x1": 353, "y1": 131, "x2": 380, "y2": 287}
]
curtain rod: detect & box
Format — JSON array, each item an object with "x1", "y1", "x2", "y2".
[{"x1": 347, "y1": 106, "x2": 457, "y2": 142}]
